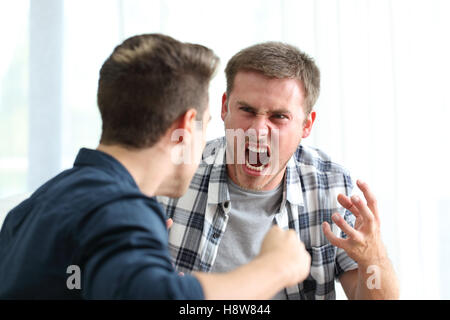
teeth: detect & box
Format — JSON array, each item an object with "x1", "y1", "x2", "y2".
[
  {"x1": 245, "y1": 159, "x2": 266, "y2": 172},
  {"x1": 248, "y1": 145, "x2": 268, "y2": 153}
]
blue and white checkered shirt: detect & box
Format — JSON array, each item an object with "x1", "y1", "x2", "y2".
[{"x1": 158, "y1": 137, "x2": 358, "y2": 300}]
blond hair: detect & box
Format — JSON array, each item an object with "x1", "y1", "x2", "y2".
[{"x1": 225, "y1": 42, "x2": 320, "y2": 114}]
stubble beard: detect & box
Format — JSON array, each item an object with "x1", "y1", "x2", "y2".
[{"x1": 227, "y1": 157, "x2": 290, "y2": 191}]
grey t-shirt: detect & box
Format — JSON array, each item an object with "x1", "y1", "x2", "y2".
[{"x1": 211, "y1": 178, "x2": 287, "y2": 299}]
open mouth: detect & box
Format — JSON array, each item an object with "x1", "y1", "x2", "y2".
[{"x1": 244, "y1": 143, "x2": 271, "y2": 173}]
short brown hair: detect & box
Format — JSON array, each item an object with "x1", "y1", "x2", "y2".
[
  {"x1": 225, "y1": 42, "x2": 320, "y2": 114},
  {"x1": 97, "y1": 33, "x2": 219, "y2": 148}
]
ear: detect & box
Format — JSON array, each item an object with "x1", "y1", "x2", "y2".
[
  {"x1": 169, "y1": 108, "x2": 197, "y2": 145},
  {"x1": 178, "y1": 108, "x2": 197, "y2": 135},
  {"x1": 221, "y1": 92, "x2": 228, "y2": 121},
  {"x1": 302, "y1": 111, "x2": 316, "y2": 139}
]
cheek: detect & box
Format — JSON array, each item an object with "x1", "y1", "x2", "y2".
[
  {"x1": 200, "y1": 130, "x2": 207, "y2": 149},
  {"x1": 181, "y1": 163, "x2": 196, "y2": 181},
  {"x1": 224, "y1": 113, "x2": 247, "y2": 130},
  {"x1": 222, "y1": 114, "x2": 233, "y2": 129},
  {"x1": 276, "y1": 127, "x2": 303, "y2": 156}
]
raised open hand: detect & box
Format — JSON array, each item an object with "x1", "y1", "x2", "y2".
[{"x1": 322, "y1": 180, "x2": 387, "y2": 267}]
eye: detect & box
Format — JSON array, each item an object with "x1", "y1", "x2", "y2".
[
  {"x1": 272, "y1": 114, "x2": 288, "y2": 120},
  {"x1": 240, "y1": 106, "x2": 256, "y2": 114}
]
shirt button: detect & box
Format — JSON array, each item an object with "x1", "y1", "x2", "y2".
[{"x1": 222, "y1": 201, "x2": 231, "y2": 214}]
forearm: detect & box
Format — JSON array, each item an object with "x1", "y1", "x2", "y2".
[
  {"x1": 354, "y1": 258, "x2": 400, "y2": 300},
  {"x1": 194, "y1": 255, "x2": 289, "y2": 300}
]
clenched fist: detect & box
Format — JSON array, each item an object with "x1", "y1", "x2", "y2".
[{"x1": 259, "y1": 225, "x2": 311, "y2": 287}]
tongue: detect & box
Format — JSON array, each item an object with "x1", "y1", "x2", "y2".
[{"x1": 248, "y1": 150, "x2": 264, "y2": 167}]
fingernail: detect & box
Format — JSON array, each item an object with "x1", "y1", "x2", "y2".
[
  {"x1": 332, "y1": 213, "x2": 340, "y2": 221},
  {"x1": 352, "y1": 195, "x2": 360, "y2": 202}
]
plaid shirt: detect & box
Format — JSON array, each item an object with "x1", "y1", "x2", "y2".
[{"x1": 158, "y1": 137, "x2": 358, "y2": 300}]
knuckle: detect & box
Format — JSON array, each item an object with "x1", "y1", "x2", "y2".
[{"x1": 287, "y1": 230, "x2": 297, "y2": 240}]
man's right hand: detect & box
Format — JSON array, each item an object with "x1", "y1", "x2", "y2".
[
  {"x1": 194, "y1": 225, "x2": 311, "y2": 299},
  {"x1": 259, "y1": 225, "x2": 311, "y2": 287}
]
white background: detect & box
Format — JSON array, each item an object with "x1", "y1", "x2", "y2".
[{"x1": 1, "y1": 0, "x2": 449, "y2": 299}]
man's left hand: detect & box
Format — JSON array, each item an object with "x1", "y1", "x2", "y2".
[{"x1": 322, "y1": 180, "x2": 388, "y2": 267}]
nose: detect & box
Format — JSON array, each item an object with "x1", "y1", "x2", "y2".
[{"x1": 248, "y1": 116, "x2": 269, "y2": 140}]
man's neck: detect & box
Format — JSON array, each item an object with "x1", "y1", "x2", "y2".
[{"x1": 97, "y1": 143, "x2": 171, "y2": 197}]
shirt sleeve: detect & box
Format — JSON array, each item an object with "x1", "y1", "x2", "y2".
[{"x1": 74, "y1": 198, "x2": 204, "y2": 299}]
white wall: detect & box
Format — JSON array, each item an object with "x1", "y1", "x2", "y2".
[{"x1": 1, "y1": 0, "x2": 449, "y2": 299}]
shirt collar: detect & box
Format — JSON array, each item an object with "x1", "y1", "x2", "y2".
[
  {"x1": 207, "y1": 144, "x2": 231, "y2": 205},
  {"x1": 284, "y1": 155, "x2": 304, "y2": 206},
  {"x1": 73, "y1": 148, "x2": 138, "y2": 189}
]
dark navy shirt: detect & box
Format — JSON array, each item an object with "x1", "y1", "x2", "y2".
[{"x1": 0, "y1": 148, "x2": 204, "y2": 299}]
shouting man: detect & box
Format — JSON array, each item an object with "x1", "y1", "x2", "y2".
[{"x1": 158, "y1": 42, "x2": 399, "y2": 300}]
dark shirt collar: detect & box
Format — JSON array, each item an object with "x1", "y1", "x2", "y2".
[{"x1": 74, "y1": 148, "x2": 138, "y2": 189}]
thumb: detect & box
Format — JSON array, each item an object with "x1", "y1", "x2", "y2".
[{"x1": 322, "y1": 221, "x2": 346, "y2": 249}]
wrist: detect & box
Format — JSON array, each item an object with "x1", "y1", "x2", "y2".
[{"x1": 357, "y1": 242, "x2": 390, "y2": 269}]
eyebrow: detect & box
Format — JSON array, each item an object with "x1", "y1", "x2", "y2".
[{"x1": 237, "y1": 101, "x2": 292, "y2": 115}]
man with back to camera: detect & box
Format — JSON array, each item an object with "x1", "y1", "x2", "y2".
[
  {"x1": 0, "y1": 34, "x2": 312, "y2": 299},
  {"x1": 158, "y1": 42, "x2": 400, "y2": 300}
]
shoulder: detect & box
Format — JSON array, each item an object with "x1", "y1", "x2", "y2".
[
  {"x1": 291, "y1": 144, "x2": 353, "y2": 192},
  {"x1": 294, "y1": 144, "x2": 350, "y2": 175},
  {"x1": 95, "y1": 197, "x2": 166, "y2": 234},
  {"x1": 101, "y1": 196, "x2": 165, "y2": 220},
  {"x1": 74, "y1": 196, "x2": 167, "y2": 245},
  {"x1": 52, "y1": 167, "x2": 167, "y2": 233}
]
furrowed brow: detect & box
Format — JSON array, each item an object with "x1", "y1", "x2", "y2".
[
  {"x1": 237, "y1": 101, "x2": 292, "y2": 117},
  {"x1": 237, "y1": 101, "x2": 258, "y2": 112},
  {"x1": 271, "y1": 109, "x2": 292, "y2": 115}
]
